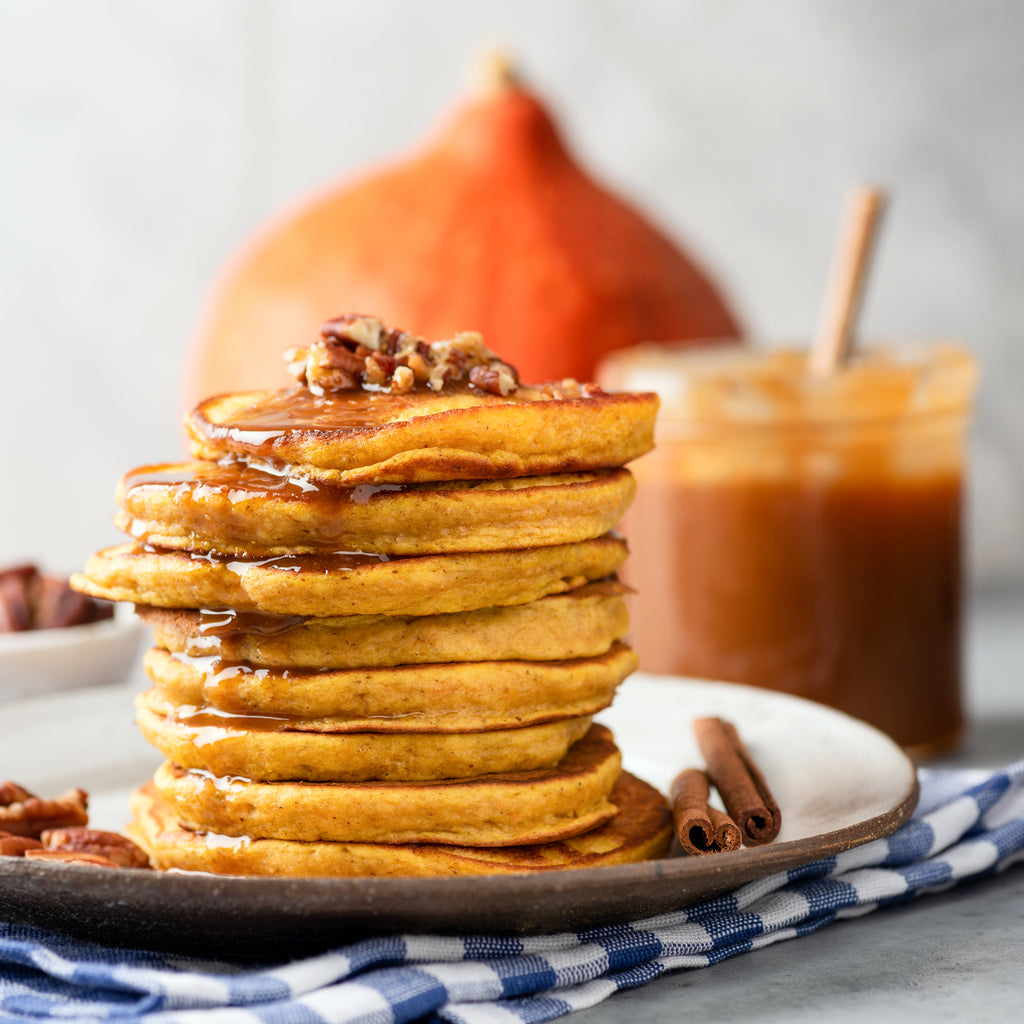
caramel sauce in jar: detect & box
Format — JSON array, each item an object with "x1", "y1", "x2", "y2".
[{"x1": 600, "y1": 343, "x2": 977, "y2": 757}]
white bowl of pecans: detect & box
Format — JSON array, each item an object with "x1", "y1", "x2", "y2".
[{"x1": 0, "y1": 564, "x2": 144, "y2": 702}]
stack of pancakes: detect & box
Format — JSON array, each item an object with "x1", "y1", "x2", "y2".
[{"x1": 72, "y1": 324, "x2": 672, "y2": 876}]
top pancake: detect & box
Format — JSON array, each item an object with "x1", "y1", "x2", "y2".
[{"x1": 185, "y1": 385, "x2": 658, "y2": 486}]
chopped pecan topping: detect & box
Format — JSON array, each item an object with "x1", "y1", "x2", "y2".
[
  {"x1": 320, "y1": 314, "x2": 384, "y2": 350},
  {"x1": 286, "y1": 315, "x2": 520, "y2": 397},
  {"x1": 540, "y1": 378, "x2": 608, "y2": 400},
  {"x1": 363, "y1": 353, "x2": 392, "y2": 386},
  {"x1": 469, "y1": 363, "x2": 518, "y2": 396},
  {"x1": 390, "y1": 365, "x2": 415, "y2": 394},
  {"x1": 40, "y1": 827, "x2": 151, "y2": 869},
  {"x1": 0, "y1": 783, "x2": 88, "y2": 838}
]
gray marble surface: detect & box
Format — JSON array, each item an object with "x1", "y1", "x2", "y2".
[{"x1": 571, "y1": 590, "x2": 1024, "y2": 1023}]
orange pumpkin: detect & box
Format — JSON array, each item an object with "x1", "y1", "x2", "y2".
[{"x1": 186, "y1": 57, "x2": 741, "y2": 403}]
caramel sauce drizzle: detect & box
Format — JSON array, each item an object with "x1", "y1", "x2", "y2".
[
  {"x1": 122, "y1": 462, "x2": 408, "y2": 506},
  {"x1": 172, "y1": 704, "x2": 297, "y2": 735},
  {"x1": 191, "y1": 382, "x2": 574, "y2": 454},
  {"x1": 163, "y1": 650, "x2": 432, "y2": 722},
  {"x1": 169, "y1": 650, "x2": 295, "y2": 711},
  {"x1": 139, "y1": 544, "x2": 395, "y2": 573}
]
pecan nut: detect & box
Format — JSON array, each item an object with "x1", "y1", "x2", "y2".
[
  {"x1": 390, "y1": 365, "x2": 415, "y2": 394},
  {"x1": 0, "y1": 564, "x2": 113, "y2": 632},
  {"x1": 0, "y1": 783, "x2": 88, "y2": 838},
  {"x1": 0, "y1": 782, "x2": 33, "y2": 805},
  {"x1": 41, "y1": 827, "x2": 151, "y2": 869},
  {"x1": 320, "y1": 314, "x2": 384, "y2": 350},
  {"x1": 540, "y1": 379, "x2": 607, "y2": 400},
  {"x1": 0, "y1": 568, "x2": 34, "y2": 631},
  {"x1": 469, "y1": 363, "x2": 518, "y2": 396},
  {"x1": 0, "y1": 831, "x2": 44, "y2": 856}
]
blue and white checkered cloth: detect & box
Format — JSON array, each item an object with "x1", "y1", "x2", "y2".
[{"x1": 2, "y1": 759, "x2": 1023, "y2": 1024}]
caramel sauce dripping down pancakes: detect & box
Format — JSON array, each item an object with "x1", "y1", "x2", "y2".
[{"x1": 72, "y1": 317, "x2": 671, "y2": 875}]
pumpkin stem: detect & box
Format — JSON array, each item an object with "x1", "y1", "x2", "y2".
[{"x1": 472, "y1": 48, "x2": 520, "y2": 97}]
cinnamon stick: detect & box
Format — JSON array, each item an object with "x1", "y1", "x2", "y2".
[
  {"x1": 693, "y1": 717, "x2": 781, "y2": 846},
  {"x1": 670, "y1": 768, "x2": 741, "y2": 855}
]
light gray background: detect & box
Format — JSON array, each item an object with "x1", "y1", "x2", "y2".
[{"x1": 1, "y1": 0, "x2": 1022, "y2": 588}]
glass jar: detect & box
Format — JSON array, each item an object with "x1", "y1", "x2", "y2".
[{"x1": 600, "y1": 343, "x2": 978, "y2": 758}]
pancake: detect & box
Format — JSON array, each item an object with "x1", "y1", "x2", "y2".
[
  {"x1": 134, "y1": 581, "x2": 631, "y2": 668},
  {"x1": 143, "y1": 643, "x2": 637, "y2": 727},
  {"x1": 185, "y1": 385, "x2": 658, "y2": 486},
  {"x1": 153, "y1": 724, "x2": 621, "y2": 845},
  {"x1": 136, "y1": 690, "x2": 593, "y2": 782},
  {"x1": 116, "y1": 462, "x2": 635, "y2": 557},
  {"x1": 71, "y1": 536, "x2": 627, "y2": 617},
  {"x1": 129, "y1": 771, "x2": 672, "y2": 877}
]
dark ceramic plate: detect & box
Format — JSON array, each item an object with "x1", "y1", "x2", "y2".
[{"x1": 0, "y1": 677, "x2": 918, "y2": 960}]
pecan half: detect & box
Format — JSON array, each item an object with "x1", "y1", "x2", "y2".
[
  {"x1": 41, "y1": 827, "x2": 151, "y2": 869},
  {"x1": 320, "y1": 314, "x2": 384, "y2": 350},
  {"x1": 0, "y1": 782, "x2": 33, "y2": 806},
  {"x1": 0, "y1": 783, "x2": 89, "y2": 838},
  {"x1": 0, "y1": 565, "x2": 113, "y2": 632},
  {"x1": 0, "y1": 569, "x2": 34, "y2": 631},
  {"x1": 286, "y1": 317, "x2": 520, "y2": 397},
  {"x1": 0, "y1": 831, "x2": 44, "y2": 856}
]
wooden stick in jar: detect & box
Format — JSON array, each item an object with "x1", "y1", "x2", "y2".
[
  {"x1": 670, "y1": 768, "x2": 742, "y2": 855},
  {"x1": 693, "y1": 717, "x2": 781, "y2": 846},
  {"x1": 808, "y1": 184, "x2": 887, "y2": 376}
]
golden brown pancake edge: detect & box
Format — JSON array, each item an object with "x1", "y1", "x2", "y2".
[
  {"x1": 152, "y1": 723, "x2": 622, "y2": 845},
  {"x1": 70, "y1": 536, "x2": 628, "y2": 617},
  {"x1": 133, "y1": 581, "x2": 631, "y2": 668},
  {"x1": 186, "y1": 387, "x2": 658, "y2": 486},
  {"x1": 116, "y1": 463, "x2": 636, "y2": 557},
  {"x1": 129, "y1": 771, "x2": 672, "y2": 877},
  {"x1": 136, "y1": 691, "x2": 594, "y2": 783},
  {"x1": 142, "y1": 642, "x2": 637, "y2": 725}
]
